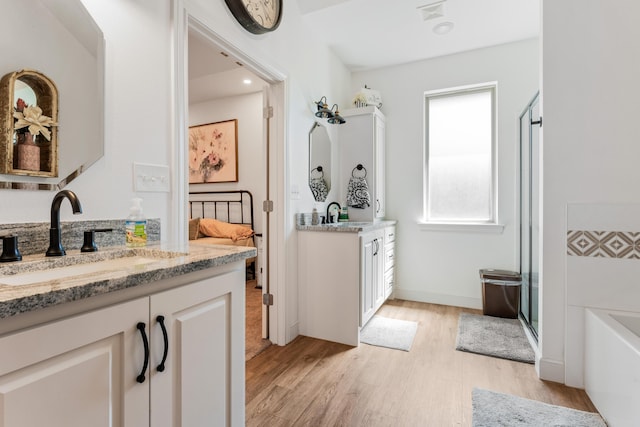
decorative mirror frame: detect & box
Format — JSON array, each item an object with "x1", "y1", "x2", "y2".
[{"x1": 0, "y1": 69, "x2": 58, "y2": 178}]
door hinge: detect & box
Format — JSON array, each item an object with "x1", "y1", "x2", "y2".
[
  {"x1": 263, "y1": 106, "x2": 273, "y2": 119},
  {"x1": 262, "y1": 293, "x2": 274, "y2": 306},
  {"x1": 263, "y1": 200, "x2": 274, "y2": 212}
]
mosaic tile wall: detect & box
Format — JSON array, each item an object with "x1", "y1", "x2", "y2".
[{"x1": 567, "y1": 230, "x2": 640, "y2": 259}]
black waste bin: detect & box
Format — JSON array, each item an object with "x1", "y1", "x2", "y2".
[{"x1": 479, "y1": 269, "x2": 521, "y2": 318}]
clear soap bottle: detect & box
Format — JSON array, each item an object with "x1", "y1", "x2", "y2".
[{"x1": 126, "y1": 198, "x2": 147, "y2": 247}]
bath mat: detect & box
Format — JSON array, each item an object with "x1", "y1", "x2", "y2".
[
  {"x1": 472, "y1": 388, "x2": 606, "y2": 427},
  {"x1": 359, "y1": 315, "x2": 418, "y2": 351},
  {"x1": 456, "y1": 312, "x2": 535, "y2": 363}
]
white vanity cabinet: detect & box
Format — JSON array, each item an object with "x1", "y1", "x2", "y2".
[
  {"x1": 0, "y1": 268, "x2": 245, "y2": 427},
  {"x1": 298, "y1": 224, "x2": 396, "y2": 346},
  {"x1": 339, "y1": 106, "x2": 386, "y2": 222}
]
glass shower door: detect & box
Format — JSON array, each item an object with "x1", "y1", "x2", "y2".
[{"x1": 519, "y1": 92, "x2": 540, "y2": 338}]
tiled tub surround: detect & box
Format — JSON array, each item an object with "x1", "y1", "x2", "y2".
[
  {"x1": 0, "y1": 242, "x2": 256, "y2": 320},
  {"x1": 565, "y1": 203, "x2": 640, "y2": 389},
  {"x1": 0, "y1": 219, "x2": 161, "y2": 256},
  {"x1": 568, "y1": 230, "x2": 640, "y2": 259}
]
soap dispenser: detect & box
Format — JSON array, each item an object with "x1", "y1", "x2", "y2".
[{"x1": 126, "y1": 198, "x2": 147, "y2": 247}]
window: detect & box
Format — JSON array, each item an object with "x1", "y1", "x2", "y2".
[{"x1": 423, "y1": 83, "x2": 497, "y2": 226}]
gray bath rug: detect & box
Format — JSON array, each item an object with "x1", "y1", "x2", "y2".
[
  {"x1": 472, "y1": 388, "x2": 606, "y2": 427},
  {"x1": 359, "y1": 315, "x2": 418, "y2": 351},
  {"x1": 456, "y1": 312, "x2": 535, "y2": 363}
]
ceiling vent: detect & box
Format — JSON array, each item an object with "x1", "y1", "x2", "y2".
[{"x1": 417, "y1": 0, "x2": 447, "y2": 21}]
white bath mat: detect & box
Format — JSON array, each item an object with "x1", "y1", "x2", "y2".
[
  {"x1": 472, "y1": 388, "x2": 606, "y2": 426},
  {"x1": 456, "y1": 312, "x2": 535, "y2": 363},
  {"x1": 359, "y1": 315, "x2": 418, "y2": 351}
]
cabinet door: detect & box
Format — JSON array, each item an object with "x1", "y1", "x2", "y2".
[
  {"x1": 150, "y1": 268, "x2": 245, "y2": 427},
  {"x1": 361, "y1": 235, "x2": 376, "y2": 327},
  {"x1": 0, "y1": 298, "x2": 149, "y2": 427},
  {"x1": 373, "y1": 237, "x2": 385, "y2": 309},
  {"x1": 361, "y1": 230, "x2": 385, "y2": 327}
]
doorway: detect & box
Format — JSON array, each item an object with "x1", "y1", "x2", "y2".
[
  {"x1": 183, "y1": 20, "x2": 280, "y2": 358},
  {"x1": 519, "y1": 91, "x2": 540, "y2": 339}
]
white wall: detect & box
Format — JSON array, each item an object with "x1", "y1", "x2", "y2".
[
  {"x1": 352, "y1": 39, "x2": 539, "y2": 309},
  {"x1": 0, "y1": 0, "x2": 173, "y2": 228},
  {"x1": 540, "y1": 0, "x2": 640, "y2": 383},
  {"x1": 189, "y1": 91, "x2": 265, "y2": 234}
]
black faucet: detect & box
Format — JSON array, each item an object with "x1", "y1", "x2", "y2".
[
  {"x1": 326, "y1": 202, "x2": 341, "y2": 224},
  {"x1": 46, "y1": 190, "x2": 83, "y2": 257}
]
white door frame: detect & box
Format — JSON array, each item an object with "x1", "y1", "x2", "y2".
[{"x1": 171, "y1": 0, "x2": 288, "y2": 346}]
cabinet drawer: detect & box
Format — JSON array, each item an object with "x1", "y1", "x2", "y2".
[
  {"x1": 385, "y1": 246, "x2": 395, "y2": 271},
  {"x1": 384, "y1": 269, "x2": 394, "y2": 296},
  {"x1": 385, "y1": 227, "x2": 396, "y2": 244}
]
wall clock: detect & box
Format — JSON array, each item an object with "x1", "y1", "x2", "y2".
[{"x1": 224, "y1": 0, "x2": 283, "y2": 35}]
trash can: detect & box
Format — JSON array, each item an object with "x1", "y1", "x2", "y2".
[{"x1": 480, "y1": 269, "x2": 522, "y2": 318}]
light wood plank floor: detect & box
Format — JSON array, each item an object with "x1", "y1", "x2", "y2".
[{"x1": 246, "y1": 299, "x2": 599, "y2": 426}]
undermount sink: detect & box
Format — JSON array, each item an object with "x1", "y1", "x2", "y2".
[{"x1": 0, "y1": 248, "x2": 186, "y2": 287}]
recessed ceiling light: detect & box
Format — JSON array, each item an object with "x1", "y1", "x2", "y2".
[
  {"x1": 433, "y1": 21, "x2": 454, "y2": 35},
  {"x1": 243, "y1": 79, "x2": 252, "y2": 85}
]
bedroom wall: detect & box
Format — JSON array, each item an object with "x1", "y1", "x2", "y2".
[
  {"x1": 351, "y1": 39, "x2": 539, "y2": 309},
  {"x1": 189, "y1": 91, "x2": 265, "y2": 234}
]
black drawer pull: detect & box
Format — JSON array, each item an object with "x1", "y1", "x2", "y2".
[
  {"x1": 156, "y1": 315, "x2": 169, "y2": 372},
  {"x1": 136, "y1": 322, "x2": 149, "y2": 383}
]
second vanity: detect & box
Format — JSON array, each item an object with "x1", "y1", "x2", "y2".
[
  {"x1": 297, "y1": 220, "x2": 396, "y2": 346},
  {"x1": 0, "y1": 242, "x2": 255, "y2": 427}
]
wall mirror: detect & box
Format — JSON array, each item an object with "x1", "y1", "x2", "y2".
[
  {"x1": 308, "y1": 122, "x2": 331, "y2": 202},
  {"x1": 0, "y1": 0, "x2": 104, "y2": 190}
]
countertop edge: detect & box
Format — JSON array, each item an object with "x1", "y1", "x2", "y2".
[
  {"x1": 296, "y1": 220, "x2": 397, "y2": 233},
  {"x1": 0, "y1": 244, "x2": 256, "y2": 320}
]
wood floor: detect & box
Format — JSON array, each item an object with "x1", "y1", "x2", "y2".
[{"x1": 245, "y1": 299, "x2": 599, "y2": 426}]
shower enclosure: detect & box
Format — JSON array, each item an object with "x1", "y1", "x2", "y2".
[{"x1": 519, "y1": 92, "x2": 540, "y2": 339}]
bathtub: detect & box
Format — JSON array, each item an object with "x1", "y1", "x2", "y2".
[{"x1": 585, "y1": 308, "x2": 640, "y2": 426}]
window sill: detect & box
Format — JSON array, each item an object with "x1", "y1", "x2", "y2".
[{"x1": 418, "y1": 221, "x2": 505, "y2": 234}]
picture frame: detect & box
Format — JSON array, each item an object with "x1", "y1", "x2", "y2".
[{"x1": 189, "y1": 119, "x2": 238, "y2": 183}]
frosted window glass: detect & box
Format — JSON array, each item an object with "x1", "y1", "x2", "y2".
[{"x1": 426, "y1": 89, "x2": 493, "y2": 221}]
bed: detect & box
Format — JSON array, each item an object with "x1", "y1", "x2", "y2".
[{"x1": 188, "y1": 190, "x2": 257, "y2": 277}]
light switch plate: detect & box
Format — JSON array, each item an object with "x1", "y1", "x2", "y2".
[{"x1": 133, "y1": 162, "x2": 170, "y2": 192}]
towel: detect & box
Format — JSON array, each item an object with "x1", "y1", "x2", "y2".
[
  {"x1": 309, "y1": 177, "x2": 329, "y2": 202},
  {"x1": 347, "y1": 176, "x2": 371, "y2": 209}
]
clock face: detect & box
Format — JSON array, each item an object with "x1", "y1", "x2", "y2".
[{"x1": 225, "y1": 0, "x2": 282, "y2": 34}]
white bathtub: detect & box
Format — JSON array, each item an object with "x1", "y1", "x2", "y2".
[{"x1": 585, "y1": 308, "x2": 640, "y2": 426}]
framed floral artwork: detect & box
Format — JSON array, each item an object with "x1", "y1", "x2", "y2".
[{"x1": 189, "y1": 119, "x2": 238, "y2": 183}]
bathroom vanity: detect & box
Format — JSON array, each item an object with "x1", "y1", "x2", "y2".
[
  {"x1": 297, "y1": 221, "x2": 396, "y2": 346},
  {"x1": 0, "y1": 243, "x2": 254, "y2": 427}
]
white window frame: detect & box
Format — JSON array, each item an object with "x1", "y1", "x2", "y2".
[{"x1": 421, "y1": 82, "x2": 503, "y2": 233}]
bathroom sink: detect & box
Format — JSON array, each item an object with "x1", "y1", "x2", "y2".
[{"x1": 0, "y1": 248, "x2": 185, "y2": 287}]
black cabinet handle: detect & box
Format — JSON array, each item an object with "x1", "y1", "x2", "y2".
[
  {"x1": 156, "y1": 315, "x2": 169, "y2": 372},
  {"x1": 136, "y1": 322, "x2": 149, "y2": 383}
]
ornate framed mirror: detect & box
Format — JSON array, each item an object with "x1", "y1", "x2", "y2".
[{"x1": 0, "y1": 69, "x2": 59, "y2": 178}]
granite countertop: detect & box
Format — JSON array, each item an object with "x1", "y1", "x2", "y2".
[
  {"x1": 296, "y1": 220, "x2": 396, "y2": 233},
  {"x1": 0, "y1": 243, "x2": 256, "y2": 320}
]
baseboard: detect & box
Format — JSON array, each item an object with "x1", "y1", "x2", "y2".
[
  {"x1": 394, "y1": 288, "x2": 482, "y2": 310},
  {"x1": 538, "y1": 357, "x2": 565, "y2": 383}
]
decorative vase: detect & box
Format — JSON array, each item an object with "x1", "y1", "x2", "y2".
[{"x1": 16, "y1": 132, "x2": 40, "y2": 171}]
